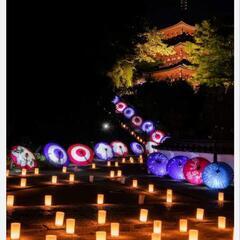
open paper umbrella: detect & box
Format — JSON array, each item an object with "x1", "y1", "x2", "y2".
[
  {"x1": 131, "y1": 116, "x2": 143, "y2": 128},
  {"x1": 141, "y1": 121, "x2": 155, "y2": 134},
  {"x1": 130, "y1": 142, "x2": 144, "y2": 155},
  {"x1": 67, "y1": 144, "x2": 94, "y2": 166},
  {"x1": 10, "y1": 145, "x2": 37, "y2": 170},
  {"x1": 145, "y1": 141, "x2": 159, "y2": 155},
  {"x1": 115, "y1": 102, "x2": 127, "y2": 113},
  {"x1": 94, "y1": 142, "x2": 114, "y2": 161},
  {"x1": 147, "y1": 152, "x2": 169, "y2": 177},
  {"x1": 167, "y1": 155, "x2": 189, "y2": 180},
  {"x1": 110, "y1": 141, "x2": 128, "y2": 157},
  {"x1": 183, "y1": 157, "x2": 210, "y2": 185},
  {"x1": 202, "y1": 162, "x2": 233, "y2": 189},
  {"x1": 123, "y1": 107, "x2": 135, "y2": 119},
  {"x1": 112, "y1": 95, "x2": 120, "y2": 104},
  {"x1": 43, "y1": 143, "x2": 68, "y2": 167},
  {"x1": 150, "y1": 130, "x2": 165, "y2": 144}
]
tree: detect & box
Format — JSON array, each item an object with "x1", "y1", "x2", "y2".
[
  {"x1": 185, "y1": 20, "x2": 234, "y2": 87},
  {"x1": 107, "y1": 29, "x2": 174, "y2": 89}
]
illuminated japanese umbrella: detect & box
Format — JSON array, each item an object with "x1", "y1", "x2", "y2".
[
  {"x1": 160, "y1": 135, "x2": 171, "y2": 143},
  {"x1": 110, "y1": 141, "x2": 128, "y2": 157},
  {"x1": 147, "y1": 152, "x2": 169, "y2": 177},
  {"x1": 145, "y1": 141, "x2": 159, "y2": 155},
  {"x1": 67, "y1": 144, "x2": 94, "y2": 166},
  {"x1": 131, "y1": 116, "x2": 143, "y2": 127},
  {"x1": 167, "y1": 155, "x2": 189, "y2": 180},
  {"x1": 115, "y1": 102, "x2": 127, "y2": 113},
  {"x1": 112, "y1": 95, "x2": 120, "y2": 104},
  {"x1": 43, "y1": 143, "x2": 69, "y2": 167},
  {"x1": 10, "y1": 146, "x2": 37, "y2": 169},
  {"x1": 123, "y1": 107, "x2": 135, "y2": 119},
  {"x1": 202, "y1": 162, "x2": 233, "y2": 189},
  {"x1": 94, "y1": 142, "x2": 114, "y2": 161},
  {"x1": 183, "y1": 157, "x2": 210, "y2": 185},
  {"x1": 141, "y1": 121, "x2": 155, "y2": 134},
  {"x1": 150, "y1": 130, "x2": 165, "y2": 144},
  {"x1": 130, "y1": 142, "x2": 144, "y2": 156}
]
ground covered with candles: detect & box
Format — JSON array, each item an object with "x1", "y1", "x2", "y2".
[{"x1": 7, "y1": 159, "x2": 234, "y2": 240}]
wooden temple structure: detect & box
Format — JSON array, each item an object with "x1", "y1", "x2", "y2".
[{"x1": 134, "y1": 21, "x2": 196, "y2": 85}]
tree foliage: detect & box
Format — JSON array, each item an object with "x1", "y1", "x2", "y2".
[{"x1": 185, "y1": 20, "x2": 234, "y2": 87}]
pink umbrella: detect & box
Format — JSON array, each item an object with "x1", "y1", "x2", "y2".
[
  {"x1": 115, "y1": 102, "x2": 127, "y2": 113},
  {"x1": 150, "y1": 130, "x2": 165, "y2": 144},
  {"x1": 131, "y1": 116, "x2": 143, "y2": 127},
  {"x1": 67, "y1": 144, "x2": 94, "y2": 166},
  {"x1": 110, "y1": 141, "x2": 128, "y2": 157}
]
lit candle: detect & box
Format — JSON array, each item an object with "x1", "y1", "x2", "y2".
[
  {"x1": 153, "y1": 220, "x2": 162, "y2": 234},
  {"x1": 62, "y1": 166, "x2": 67, "y2": 173},
  {"x1": 111, "y1": 222, "x2": 120, "y2": 236},
  {"x1": 20, "y1": 178, "x2": 27, "y2": 187},
  {"x1": 34, "y1": 168, "x2": 39, "y2": 175},
  {"x1": 166, "y1": 189, "x2": 172, "y2": 203},
  {"x1": 107, "y1": 161, "x2": 111, "y2": 167},
  {"x1": 45, "y1": 235, "x2": 57, "y2": 240},
  {"x1": 218, "y1": 192, "x2": 224, "y2": 202},
  {"x1": 117, "y1": 170, "x2": 122, "y2": 177},
  {"x1": 45, "y1": 195, "x2": 52, "y2": 206},
  {"x1": 66, "y1": 218, "x2": 75, "y2": 234},
  {"x1": 151, "y1": 233, "x2": 161, "y2": 240},
  {"x1": 21, "y1": 168, "x2": 27, "y2": 176},
  {"x1": 196, "y1": 208, "x2": 204, "y2": 220},
  {"x1": 179, "y1": 219, "x2": 188, "y2": 232},
  {"x1": 89, "y1": 175, "x2": 94, "y2": 183},
  {"x1": 129, "y1": 157, "x2": 134, "y2": 163},
  {"x1": 6, "y1": 169, "x2": 9, "y2": 177},
  {"x1": 55, "y1": 211, "x2": 65, "y2": 226},
  {"x1": 97, "y1": 194, "x2": 104, "y2": 204},
  {"x1": 139, "y1": 158, "x2": 143, "y2": 164},
  {"x1": 92, "y1": 163, "x2": 96, "y2": 169},
  {"x1": 138, "y1": 194, "x2": 145, "y2": 205},
  {"x1": 110, "y1": 170, "x2": 115, "y2": 178},
  {"x1": 139, "y1": 209, "x2": 148, "y2": 222},
  {"x1": 132, "y1": 179, "x2": 138, "y2": 188},
  {"x1": 10, "y1": 222, "x2": 21, "y2": 240},
  {"x1": 98, "y1": 210, "x2": 107, "y2": 224},
  {"x1": 96, "y1": 231, "x2": 106, "y2": 240},
  {"x1": 7, "y1": 195, "x2": 14, "y2": 207},
  {"x1": 218, "y1": 216, "x2": 226, "y2": 229},
  {"x1": 189, "y1": 229, "x2": 198, "y2": 240},
  {"x1": 51, "y1": 175, "x2": 57, "y2": 184},
  {"x1": 122, "y1": 158, "x2": 126, "y2": 163},
  {"x1": 148, "y1": 184, "x2": 154, "y2": 193},
  {"x1": 115, "y1": 162, "x2": 119, "y2": 167},
  {"x1": 69, "y1": 173, "x2": 75, "y2": 182}
]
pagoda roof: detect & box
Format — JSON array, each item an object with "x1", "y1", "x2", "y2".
[
  {"x1": 152, "y1": 63, "x2": 194, "y2": 73},
  {"x1": 159, "y1": 21, "x2": 196, "y2": 32}
]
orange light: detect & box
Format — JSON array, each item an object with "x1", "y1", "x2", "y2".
[
  {"x1": 10, "y1": 222, "x2": 21, "y2": 240},
  {"x1": 111, "y1": 222, "x2": 120, "y2": 237},
  {"x1": 44, "y1": 195, "x2": 52, "y2": 206},
  {"x1": 166, "y1": 189, "x2": 172, "y2": 203},
  {"x1": 179, "y1": 219, "x2": 188, "y2": 232},
  {"x1": 96, "y1": 231, "x2": 106, "y2": 240},
  {"x1": 6, "y1": 169, "x2": 9, "y2": 177},
  {"x1": 51, "y1": 176, "x2": 57, "y2": 184},
  {"x1": 153, "y1": 220, "x2": 162, "y2": 234},
  {"x1": 21, "y1": 168, "x2": 27, "y2": 176},
  {"x1": 117, "y1": 170, "x2": 122, "y2": 177},
  {"x1": 139, "y1": 209, "x2": 148, "y2": 222},
  {"x1": 218, "y1": 216, "x2": 226, "y2": 229},
  {"x1": 189, "y1": 229, "x2": 198, "y2": 240},
  {"x1": 45, "y1": 235, "x2": 57, "y2": 240},
  {"x1": 7, "y1": 195, "x2": 14, "y2": 207},
  {"x1": 98, "y1": 210, "x2": 107, "y2": 224},
  {"x1": 218, "y1": 192, "x2": 224, "y2": 202},
  {"x1": 148, "y1": 184, "x2": 154, "y2": 193},
  {"x1": 110, "y1": 170, "x2": 115, "y2": 178},
  {"x1": 92, "y1": 163, "x2": 96, "y2": 169},
  {"x1": 66, "y1": 218, "x2": 75, "y2": 234},
  {"x1": 122, "y1": 158, "x2": 126, "y2": 163},
  {"x1": 34, "y1": 168, "x2": 39, "y2": 175},
  {"x1": 196, "y1": 208, "x2": 204, "y2": 220},
  {"x1": 62, "y1": 166, "x2": 67, "y2": 173},
  {"x1": 132, "y1": 179, "x2": 138, "y2": 188},
  {"x1": 97, "y1": 194, "x2": 104, "y2": 204},
  {"x1": 151, "y1": 233, "x2": 161, "y2": 240},
  {"x1": 114, "y1": 162, "x2": 119, "y2": 167},
  {"x1": 107, "y1": 161, "x2": 111, "y2": 167},
  {"x1": 69, "y1": 174, "x2": 75, "y2": 182},
  {"x1": 55, "y1": 211, "x2": 65, "y2": 226},
  {"x1": 20, "y1": 178, "x2": 27, "y2": 187}
]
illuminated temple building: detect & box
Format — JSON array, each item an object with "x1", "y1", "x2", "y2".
[{"x1": 135, "y1": 21, "x2": 196, "y2": 85}]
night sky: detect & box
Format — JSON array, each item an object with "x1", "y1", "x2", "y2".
[{"x1": 7, "y1": 0, "x2": 233, "y2": 147}]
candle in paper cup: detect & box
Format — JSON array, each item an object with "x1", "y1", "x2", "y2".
[
  {"x1": 6, "y1": 169, "x2": 9, "y2": 177},
  {"x1": 97, "y1": 194, "x2": 104, "y2": 204},
  {"x1": 115, "y1": 162, "x2": 119, "y2": 167},
  {"x1": 122, "y1": 158, "x2": 126, "y2": 163},
  {"x1": 138, "y1": 194, "x2": 145, "y2": 205},
  {"x1": 92, "y1": 163, "x2": 96, "y2": 169},
  {"x1": 132, "y1": 179, "x2": 138, "y2": 188},
  {"x1": 111, "y1": 222, "x2": 120, "y2": 236},
  {"x1": 98, "y1": 210, "x2": 107, "y2": 224},
  {"x1": 45, "y1": 195, "x2": 52, "y2": 206},
  {"x1": 62, "y1": 166, "x2": 67, "y2": 173},
  {"x1": 107, "y1": 161, "x2": 111, "y2": 167},
  {"x1": 166, "y1": 189, "x2": 172, "y2": 203},
  {"x1": 153, "y1": 220, "x2": 162, "y2": 234},
  {"x1": 139, "y1": 208, "x2": 148, "y2": 222},
  {"x1": 196, "y1": 208, "x2": 204, "y2": 220},
  {"x1": 148, "y1": 184, "x2": 154, "y2": 193},
  {"x1": 21, "y1": 168, "x2": 27, "y2": 176},
  {"x1": 110, "y1": 170, "x2": 115, "y2": 178},
  {"x1": 151, "y1": 233, "x2": 161, "y2": 240},
  {"x1": 218, "y1": 192, "x2": 224, "y2": 202},
  {"x1": 96, "y1": 231, "x2": 106, "y2": 240},
  {"x1": 117, "y1": 170, "x2": 122, "y2": 177},
  {"x1": 7, "y1": 195, "x2": 14, "y2": 207},
  {"x1": 218, "y1": 216, "x2": 226, "y2": 229},
  {"x1": 69, "y1": 173, "x2": 75, "y2": 182},
  {"x1": 10, "y1": 222, "x2": 21, "y2": 240},
  {"x1": 189, "y1": 229, "x2": 198, "y2": 240},
  {"x1": 20, "y1": 178, "x2": 27, "y2": 187},
  {"x1": 55, "y1": 211, "x2": 65, "y2": 226},
  {"x1": 52, "y1": 175, "x2": 57, "y2": 184},
  {"x1": 34, "y1": 168, "x2": 39, "y2": 175},
  {"x1": 179, "y1": 219, "x2": 188, "y2": 232},
  {"x1": 45, "y1": 235, "x2": 57, "y2": 240},
  {"x1": 66, "y1": 218, "x2": 75, "y2": 234}
]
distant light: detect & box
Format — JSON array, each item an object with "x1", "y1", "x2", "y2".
[{"x1": 102, "y1": 122, "x2": 110, "y2": 130}]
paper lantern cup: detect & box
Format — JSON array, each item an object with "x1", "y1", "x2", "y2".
[
  {"x1": 115, "y1": 102, "x2": 127, "y2": 113},
  {"x1": 131, "y1": 116, "x2": 143, "y2": 128},
  {"x1": 147, "y1": 152, "x2": 169, "y2": 177},
  {"x1": 43, "y1": 143, "x2": 69, "y2": 167},
  {"x1": 150, "y1": 130, "x2": 165, "y2": 144},
  {"x1": 67, "y1": 144, "x2": 94, "y2": 166},
  {"x1": 10, "y1": 146, "x2": 37, "y2": 170},
  {"x1": 202, "y1": 162, "x2": 233, "y2": 189},
  {"x1": 142, "y1": 121, "x2": 155, "y2": 134},
  {"x1": 130, "y1": 142, "x2": 144, "y2": 156},
  {"x1": 167, "y1": 155, "x2": 189, "y2": 180},
  {"x1": 183, "y1": 157, "x2": 210, "y2": 185},
  {"x1": 145, "y1": 141, "x2": 158, "y2": 155},
  {"x1": 94, "y1": 142, "x2": 113, "y2": 161},
  {"x1": 112, "y1": 95, "x2": 120, "y2": 104},
  {"x1": 111, "y1": 141, "x2": 128, "y2": 157}
]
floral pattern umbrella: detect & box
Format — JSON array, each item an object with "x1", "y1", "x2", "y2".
[
  {"x1": 94, "y1": 142, "x2": 114, "y2": 161},
  {"x1": 123, "y1": 107, "x2": 135, "y2": 119},
  {"x1": 150, "y1": 130, "x2": 165, "y2": 144},
  {"x1": 131, "y1": 116, "x2": 143, "y2": 128},
  {"x1": 141, "y1": 121, "x2": 155, "y2": 134},
  {"x1": 115, "y1": 102, "x2": 127, "y2": 113},
  {"x1": 145, "y1": 141, "x2": 159, "y2": 155},
  {"x1": 110, "y1": 141, "x2": 128, "y2": 157},
  {"x1": 130, "y1": 142, "x2": 144, "y2": 155}
]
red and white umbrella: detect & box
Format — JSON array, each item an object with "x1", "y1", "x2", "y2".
[
  {"x1": 10, "y1": 145, "x2": 37, "y2": 170},
  {"x1": 110, "y1": 141, "x2": 128, "y2": 157},
  {"x1": 150, "y1": 130, "x2": 165, "y2": 144},
  {"x1": 131, "y1": 116, "x2": 143, "y2": 127},
  {"x1": 115, "y1": 102, "x2": 127, "y2": 113},
  {"x1": 67, "y1": 144, "x2": 94, "y2": 166},
  {"x1": 145, "y1": 141, "x2": 159, "y2": 155}
]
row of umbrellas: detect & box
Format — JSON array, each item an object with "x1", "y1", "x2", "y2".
[{"x1": 9, "y1": 141, "x2": 145, "y2": 170}]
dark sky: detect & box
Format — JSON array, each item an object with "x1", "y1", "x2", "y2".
[{"x1": 7, "y1": 0, "x2": 234, "y2": 147}]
